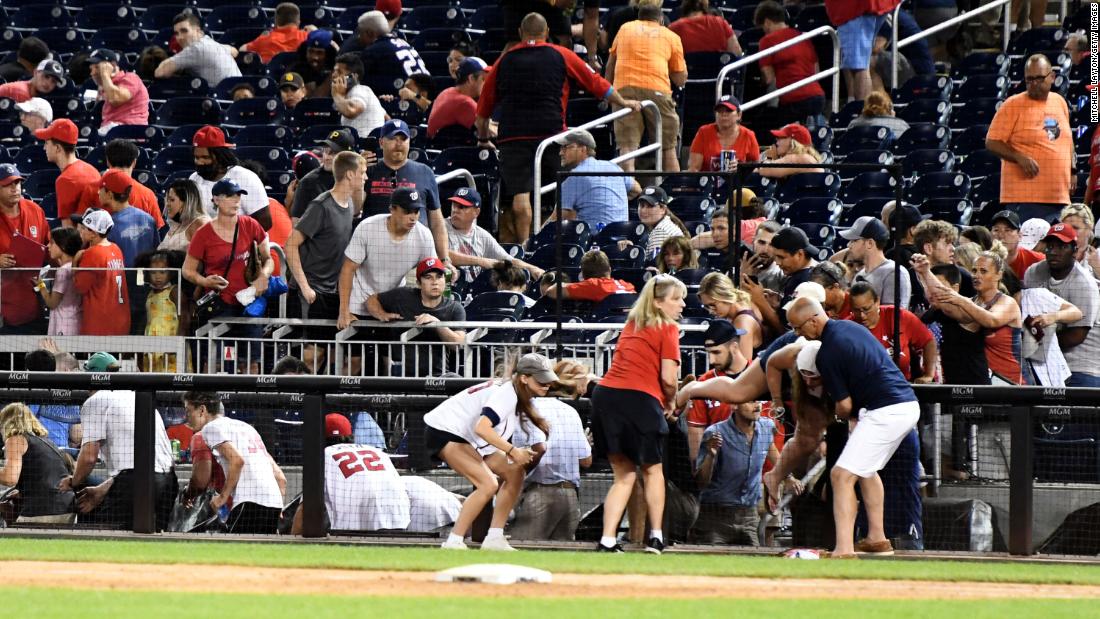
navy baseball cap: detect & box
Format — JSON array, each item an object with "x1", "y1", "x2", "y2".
[
  {"x1": 703, "y1": 319, "x2": 746, "y2": 346},
  {"x1": 715, "y1": 95, "x2": 741, "y2": 112},
  {"x1": 390, "y1": 186, "x2": 423, "y2": 210},
  {"x1": 0, "y1": 163, "x2": 23, "y2": 186},
  {"x1": 448, "y1": 186, "x2": 481, "y2": 208},
  {"x1": 381, "y1": 119, "x2": 410, "y2": 139},
  {"x1": 89, "y1": 48, "x2": 120, "y2": 65},
  {"x1": 212, "y1": 179, "x2": 248, "y2": 196},
  {"x1": 456, "y1": 56, "x2": 488, "y2": 82}
]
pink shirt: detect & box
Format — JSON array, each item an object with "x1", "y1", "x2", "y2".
[
  {"x1": 48, "y1": 263, "x2": 82, "y2": 336},
  {"x1": 101, "y1": 71, "x2": 149, "y2": 127},
  {"x1": 427, "y1": 86, "x2": 476, "y2": 138}
]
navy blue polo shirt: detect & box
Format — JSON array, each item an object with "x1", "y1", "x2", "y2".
[
  {"x1": 758, "y1": 330, "x2": 799, "y2": 373},
  {"x1": 816, "y1": 319, "x2": 916, "y2": 412}
]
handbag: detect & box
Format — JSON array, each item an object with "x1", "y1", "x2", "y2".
[{"x1": 194, "y1": 220, "x2": 239, "y2": 325}]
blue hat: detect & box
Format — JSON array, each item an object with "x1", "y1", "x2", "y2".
[
  {"x1": 306, "y1": 29, "x2": 334, "y2": 48},
  {"x1": 703, "y1": 319, "x2": 746, "y2": 346},
  {"x1": 456, "y1": 56, "x2": 488, "y2": 82},
  {"x1": 390, "y1": 186, "x2": 424, "y2": 210},
  {"x1": 381, "y1": 119, "x2": 410, "y2": 139},
  {"x1": 0, "y1": 163, "x2": 23, "y2": 186},
  {"x1": 448, "y1": 186, "x2": 481, "y2": 208},
  {"x1": 212, "y1": 179, "x2": 248, "y2": 197}
]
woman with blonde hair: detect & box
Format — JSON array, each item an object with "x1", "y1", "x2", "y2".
[
  {"x1": 592, "y1": 274, "x2": 686, "y2": 553},
  {"x1": 0, "y1": 403, "x2": 75, "y2": 524},
  {"x1": 697, "y1": 271, "x2": 763, "y2": 358},
  {"x1": 1059, "y1": 203, "x2": 1100, "y2": 276},
  {"x1": 847, "y1": 90, "x2": 910, "y2": 137},
  {"x1": 655, "y1": 235, "x2": 699, "y2": 274},
  {"x1": 759, "y1": 123, "x2": 825, "y2": 178}
]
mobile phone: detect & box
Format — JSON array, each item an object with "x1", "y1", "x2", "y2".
[
  {"x1": 363, "y1": 136, "x2": 379, "y2": 153},
  {"x1": 747, "y1": 275, "x2": 760, "y2": 284}
]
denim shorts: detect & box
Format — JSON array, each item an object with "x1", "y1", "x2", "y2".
[{"x1": 838, "y1": 14, "x2": 888, "y2": 70}]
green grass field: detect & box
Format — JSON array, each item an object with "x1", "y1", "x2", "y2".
[{"x1": 2, "y1": 538, "x2": 1098, "y2": 618}]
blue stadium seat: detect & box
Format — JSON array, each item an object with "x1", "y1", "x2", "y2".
[
  {"x1": 592, "y1": 293, "x2": 638, "y2": 320},
  {"x1": 88, "y1": 27, "x2": 150, "y2": 57},
  {"x1": 892, "y1": 74, "x2": 952, "y2": 105},
  {"x1": 739, "y1": 172, "x2": 777, "y2": 198},
  {"x1": 529, "y1": 243, "x2": 584, "y2": 269},
  {"x1": 468, "y1": 4, "x2": 503, "y2": 30},
  {"x1": 833, "y1": 125, "x2": 896, "y2": 159},
  {"x1": 13, "y1": 144, "x2": 51, "y2": 172},
  {"x1": 404, "y1": 4, "x2": 468, "y2": 30},
  {"x1": 76, "y1": 3, "x2": 139, "y2": 31},
  {"x1": 952, "y1": 74, "x2": 1009, "y2": 103},
  {"x1": 221, "y1": 26, "x2": 268, "y2": 49},
  {"x1": 781, "y1": 197, "x2": 842, "y2": 227},
  {"x1": 288, "y1": 98, "x2": 341, "y2": 129},
  {"x1": 380, "y1": 97, "x2": 425, "y2": 125},
  {"x1": 668, "y1": 195, "x2": 716, "y2": 221},
  {"x1": 155, "y1": 97, "x2": 222, "y2": 129},
  {"x1": 298, "y1": 5, "x2": 339, "y2": 29},
  {"x1": 907, "y1": 171, "x2": 971, "y2": 204},
  {"x1": 672, "y1": 268, "x2": 707, "y2": 291},
  {"x1": 838, "y1": 197, "x2": 893, "y2": 226},
  {"x1": 38, "y1": 193, "x2": 57, "y2": 219},
  {"x1": 266, "y1": 51, "x2": 299, "y2": 78},
  {"x1": 614, "y1": 267, "x2": 653, "y2": 292},
  {"x1": 138, "y1": 5, "x2": 191, "y2": 33},
  {"x1": 527, "y1": 220, "x2": 591, "y2": 251},
  {"x1": 893, "y1": 123, "x2": 950, "y2": 155},
  {"x1": 958, "y1": 149, "x2": 1000, "y2": 181},
  {"x1": 920, "y1": 198, "x2": 974, "y2": 226},
  {"x1": 840, "y1": 149, "x2": 893, "y2": 180},
  {"x1": 830, "y1": 100, "x2": 865, "y2": 128},
  {"x1": 952, "y1": 123, "x2": 991, "y2": 155},
  {"x1": 28, "y1": 28, "x2": 87, "y2": 58},
  {"x1": 148, "y1": 77, "x2": 210, "y2": 101},
  {"x1": 661, "y1": 173, "x2": 714, "y2": 198},
  {"x1": 969, "y1": 174, "x2": 1001, "y2": 213},
  {"x1": 9, "y1": 6, "x2": 74, "y2": 30},
  {"x1": 897, "y1": 99, "x2": 950, "y2": 125},
  {"x1": 335, "y1": 5, "x2": 371, "y2": 33},
  {"x1": 902, "y1": 149, "x2": 955, "y2": 177},
  {"x1": 233, "y1": 125, "x2": 293, "y2": 148},
  {"x1": 236, "y1": 146, "x2": 291, "y2": 173},
  {"x1": 1007, "y1": 27, "x2": 1065, "y2": 57},
  {"x1": 215, "y1": 76, "x2": 277, "y2": 100},
  {"x1": 412, "y1": 28, "x2": 473, "y2": 52},
  {"x1": 204, "y1": 5, "x2": 271, "y2": 34},
  {"x1": 951, "y1": 51, "x2": 1010, "y2": 80},
  {"x1": 0, "y1": 122, "x2": 32, "y2": 148},
  {"x1": 224, "y1": 97, "x2": 285, "y2": 127},
  {"x1": 775, "y1": 172, "x2": 842, "y2": 204},
  {"x1": 601, "y1": 244, "x2": 644, "y2": 270},
  {"x1": 23, "y1": 169, "x2": 59, "y2": 201},
  {"x1": 793, "y1": 223, "x2": 836, "y2": 250},
  {"x1": 151, "y1": 145, "x2": 196, "y2": 179},
  {"x1": 165, "y1": 124, "x2": 205, "y2": 147},
  {"x1": 839, "y1": 171, "x2": 900, "y2": 204},
  {"x1": 465, "y1": 291, "x2": 526, "y2": 322},
  {"x1": 811, "y1": 125, "x2": 834, "y2": 154},
  {"x1": 594, "y1": 221, "x2": 648, "y2": 247}
]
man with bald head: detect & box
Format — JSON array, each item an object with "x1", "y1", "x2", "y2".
[
  {"x1": 785, "y1": 296, "x2": 919, "y2": 558},
  {"x1": 986, "y1": 53, "x2": 1074, "y2": 223}
]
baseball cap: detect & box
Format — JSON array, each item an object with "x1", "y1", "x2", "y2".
[
  {"x1": 35, "y1": 59, "x2": 66, "y2": 86},
  {"x1": 375, "y1": 0, "x2": 402, "y2": 19},
  {"x1": 84, "y1": 351, "x2": 120, "y2": 372},
  {"x1": 320, "y1": 128, "x2": 356, "y2": 152},
  {"x1": 795, "y1": 340, "x2": 822, "y2": 376},
  {"x1": 555, "y1": 128, "x2": 596, "y2": 151},
  {"x1": 783, "y1": 281, "x2": 827, "y2": 311},
  {"x1": 15, "y1": 97, "x2": 52, "y2": 123},
  {"x1": 99, "y1": 169, "x2": 132, "y2": 194},
  {"x1": 292, "y1": 150, "x2": 321, "y2": 179},
  {"x1": 33, "y1": 118, "x2": 78, "y2": 145},
  {"x1": 891, "y1": 203, "x2": 929, "y2": 231},
  {"x1": 306, "y1": 29, "x2": 334, "y2": 49},
  {"x1": 79, "y1": 209, "x2": 114, "y2": 236},
  {"x1": 1043, "y1": 222, "x2": 1077, "y2": 244},
  {"x1": 390, "y1": 186, "x2": 423, "y2": 210},
  {"x1": 416, "y1": 257, "x2": 446, "y2": 278},
  {"x1": 516, "y1": 353, "x2": 559, "y2": 384},
  {"x1": 324, "y1": 413, "x2": 352, "y2": 437},
  {"x1": 456, "y1": 56, "x2": 488, "y2": 82},
  {"x1": 770, "y1": 123, "x2": 812, "y2": 146},
  {"x1": 1019, "y1": 218, "x2": 1051, "y2": 251},
  {"x1": 990, "y1": 209, "x2": 1021, "y2": 230},
  {"x1": 702, "y1": 319, "x2": 746, "y2": 347},
  {"x1": 731, "y1": 187, "x2": 758, "y2": 207},
  {"x1": 381, "y1": 118, "x2": 411, "y2": 139},
  {"x1": 448, "y1": 186, "x2": 481, "y2": 208},
  {"x1": 212, "y1": 179, "x2": 248, "y2": 196},
  {"x1": 839, "y1": 215, "x2": 889, "y2": 242},
  {"x1": 0, "y1": 164, "x2": 23, "y2": 187},
  {"x1": 770, "y1": 226, "x2": 818, "y2": 257},
  {"x1": 278, "y1": 71, "x2": 305, "y2": 90},
  {"x1": 192, "y1": 125, "x2": 233, "y2": 148},
  {"x1": 88, "y1": 48, "x2": 120, "y2": 65},
  {"x1": 714, "y1": 95, "x2": 741, "y2": 112},
  {"x1": 638, "y1": 185, "x2": 670, "y2": 206}
]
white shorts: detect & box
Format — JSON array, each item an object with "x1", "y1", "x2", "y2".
[{"x1": 835, "y1": 401, "x2": 920, "y2": 478}]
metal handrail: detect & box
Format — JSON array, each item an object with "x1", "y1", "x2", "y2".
[
  {"x1": 435, "y1": 167, "x2": 477, "y2": 190},
  {"x1": 891, "y1": 0, "x2": 1011, "y2": 90},
  {"x1": 531, "y1": 99, "x2": 663, "y2": 231},
  {"x1": 715, "y1": 25, "x2": 841, "y2": 116}
]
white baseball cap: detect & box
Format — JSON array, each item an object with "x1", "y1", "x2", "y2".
[
  {"x1": 15, "y1": 97, "x2": 52, "y2": 123},
  {"x1": 783, "y1": 281, "x2": 827, "y2": 311},
  {"x1": 796, "y1": 340, "x2": 822, "y2": 375},
  {"x1": 1019, "y1": 218, "x2": 1051, "y2": 251},
  {"x1": 79, "y1": 209, "x2": 114, "y2": 236}
]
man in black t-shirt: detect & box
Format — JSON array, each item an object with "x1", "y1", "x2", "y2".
[{"x1": 291, "y1": 128, "x2": 362, "y2": 220}]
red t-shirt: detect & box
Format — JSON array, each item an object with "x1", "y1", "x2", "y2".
[
  {"x1": 0, "y1": 81, "x2": 32, "y2": 103},
  {"x1": 100, "y1": 71, "x2": 149, "y2": 127},
  {"x1": 600, "y1": 321, "x2": 681, "y2": 406},
  {"x1": 687, "y1": 368, "x2": 732, "y2": 427},
  {"x1": 427, "y1": 86, "x2": 477, "y2": 138},
  {"x1": 187, "y1": 216, "x2": 267, "y2": 305},
  {"x1": 190, "y1": 432, "x2": 226, "y2": 493},
  {"x1": 1009, "y1": 248, "x2": 1044, "y2": 279},
  {"x1": 77, "y1": 175, "x2": 165, "y2": 228},
  {"x1": 855, "y1": 305, "x2": 933, "y2": 381},
  {"x1": 0, "y1": 199, "x2": 49, "y2": 326},
  {"x1": 758, "y1": 27, "x2": 826, "y2": 104},
  {"x1": 690, "y1": 123, "x2": 761, "y2": 172},
  {"x1": 669, "y1": 14, "x2": 733, "y2": 54},
  {"x1": 564, "y1": 277, "x2": 636, "y2": 303},
  {"x1": 73, "y1": 241, "x2": 130, "y2": 335},
  {"x1": 245, "y1": 25, "x2": 310, "y2": 63},
  {"x1": 56, "y1": 160, "x2": 102, "y2": 222}
]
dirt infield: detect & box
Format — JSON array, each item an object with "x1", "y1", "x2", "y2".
[{"x1": 3, "y1": 560, "x2": 1099, "y2": 599}]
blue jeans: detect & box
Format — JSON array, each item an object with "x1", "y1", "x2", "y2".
[
  {"x1": 1066, "y1": 372, "x2": 1100, "y2": 388},
  {"x1": 1003, "y1": 203, "x2": 1065, "y2": 224}
]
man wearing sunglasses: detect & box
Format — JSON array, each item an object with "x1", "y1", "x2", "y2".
[{"x1": 986, "y1": 54, "x2": 1074, "y2": 224}]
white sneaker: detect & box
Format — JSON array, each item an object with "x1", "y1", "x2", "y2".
[
  {"x1": 480, "y1": 536, "x2": 517, "y2": 552},
  {"x1": 441, "y1": 538, "x2": 468, "y2": 550}
]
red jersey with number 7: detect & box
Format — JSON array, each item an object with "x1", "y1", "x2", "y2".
[{"x1": 73, "y1": 241, "x2": 130, "y2": 335}]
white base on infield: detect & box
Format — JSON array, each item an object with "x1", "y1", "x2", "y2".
[{"x1": 435, "y1": 564, "x2": 553, "y2": 585}]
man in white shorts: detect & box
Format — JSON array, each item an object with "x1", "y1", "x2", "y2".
[{"x1": 785, "y1": 297, "x2": 920, "y2": 558}]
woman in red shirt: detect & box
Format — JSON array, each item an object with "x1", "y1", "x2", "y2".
[
  {"x1": 669, "y1": 0, "x2": 742, "y2": 55},
  {"x1": 688, "y1": 96, "x2": 760, "y2": 173},
  {"x1": 591, "y1": 274, "x2": 686, "y2": 554}
]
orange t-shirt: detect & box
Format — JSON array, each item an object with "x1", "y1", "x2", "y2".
[
  {"x1": 77, "y1": 175, "x2": 165, "y2": 228},
  {"x1": 1009, "y1": 247, "x2": 1044, "y2": 279},
  {"x1": 610, "y1": 20, "x2": 686, "y2": 94},
  {"x1": 266, "y1": 198, "x2": 291, "y2": 276},
  {"x1": 245, "y1": 26, "x2": 311, "y2": 63},
  {"x1": 690, "y1": 123, "x2": 761, "y2": 172},
  {"x1": 600, "y1": 321, "x2": 681, "y2": 406},
  {"x1": 986, "y1": 92, "x2": 1073, "y2": 205},
  {"x1": 56, "y1": 160, "x2": 101, "y2": 222},
  {"x1": 564, "y1": 278, "x2": 636, "y2": 303},
  {"x1": 0, "y1": 199, "x2": 49, "y2": 326},
  {"x1": 73, "y1": 241, "x2": 130, "y2": 335}
]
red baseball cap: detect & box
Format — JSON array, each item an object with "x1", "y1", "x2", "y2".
[
  {"x1": 376, "y1": 0, "x2": 402, "y2": 19},
  {"x1": 1044, "y1": 222, "x2": 1077, "y2": 244},
  {"x1": 416, "y1": 257, "x2": 446, "y2": 278},
  {"x1": 34, "y1": 118, "x2": 79, "y2": 145},
  {"x1": 770, "y1": 123, "x2": 813, "y2": 146},
  {"x1": 192, "y1": 125, "x2": 234, "y2": 149},
  {"x1": 100, "y1": 169, "x2": 132, "y2": 194},
  {"x1": 325, "y1": 413, "x2": 352, "y2": 437}
]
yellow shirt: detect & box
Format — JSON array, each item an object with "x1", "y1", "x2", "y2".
[{"x1": 610, "y1": 20, "x2": 687, "y2": 94}]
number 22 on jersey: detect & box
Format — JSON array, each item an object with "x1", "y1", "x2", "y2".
[{"x1": 332, "y1": 449, "x2": 385, "y2": 478}]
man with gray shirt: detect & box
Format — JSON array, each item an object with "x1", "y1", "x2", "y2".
[
  {"x1": 444, "y1": 186, "x2": 543, "y2": 280},
  {"x1": 155, "y1": 12, "x2": 241, "y2": 86},
  {"x1": 1024, "y1": 223, "x2": 1100, "y2": 387},
  {"x1": 290, "y1": 129, "x2": 364, "y2": 220},
  {"x1": 840, "y1": 216, "x2": 911, "y2": 309}
]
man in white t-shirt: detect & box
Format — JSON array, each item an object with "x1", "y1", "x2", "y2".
[
  {"x1": 338, "y1": 186, "x2": 436, "y2": 329},
  {"x1": 332, "y1": 53, "x2": 386, "y2": 139},
  {"x1": 402, "y1": 475, "x2": 463, "y2": 532},
  {"x1": 444, "y1": 186, "x2": 543, "y2": 280},
  {"x1": 58, "y1": 354, "x2": 177, "y2": 531},
  {"x1": 183, "y1": 391, "x2": 286, "y2": 534},
  {"x1": 154, "y1": 12, "x2": 241, "y2": 86},
  {"x1": 188, "y1": 125, "x2": 272, "y2": 228}
]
